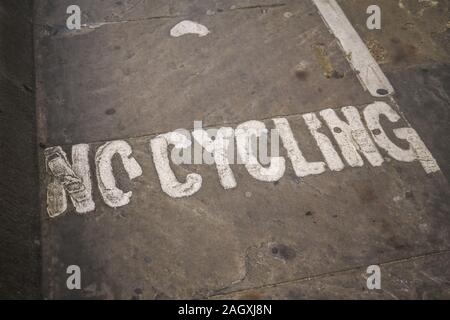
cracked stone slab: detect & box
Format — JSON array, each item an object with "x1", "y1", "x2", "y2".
[
  {"x1": 35, "y1": 0, "x2": 295, "y2": 25},
  {"x1": 216, "y1": 251, "x2": 450, "y2": 300},
  {"x1": 36, "y1": 0, "x2": 450, "y2": 300},
  {"x1": 35, "y1": 0, "x2": 373, "y2": 146},
  {"x1": 335, "y1": 0, "x2": 450, "y2": 188},
  {"x1": 40, "y1": 103, "x2": 450, "y2": 299},
  {"x1": 385, "y1": 64, "x2": 450, "y2": 181}
]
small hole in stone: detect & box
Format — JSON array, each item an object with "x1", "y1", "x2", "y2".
[
  {"x1": 105, "y1": 108, "x2": 116, "y2": 115},
  {"x1": 271, "y1": 247, "x2": 279, "y2": 254},
  {"x1": 333, "y1": 127, "x2": 342, "y2": 134},
  {"x1": 372, "y1": 129, "x2": 382, "y2": 136},
  {"x1": 376, "y1": 88, "x2": 389, "y2": 96}
]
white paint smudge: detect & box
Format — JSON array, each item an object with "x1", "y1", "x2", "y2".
[
  {"x1": 151, "y1": 133, "x2": 202, "y2": 198},
  {"x1": 303, "y1": 113, "x2": 345, "y2": 172},
  {"x1": 320, "y1": 106, "x2": 384, "y2": 167},
  {"x1": 95, "y1": 140, "x2": 143, "y2": 208},
  {"x1": 273, "y1": 118, "x2": 326, "y2": 177},
  {"x1": 235, "y1": 121, "x2": 286, "y2": 182},
  {"x1": 45, "y1": 144, "x2": 95, "y2": 217},
  {"x1": 192, "y1": 127, "x2": 237, "y2": 189},
  {"x1": 170, "y1": 20, "x2": 210, "y2": 38}
]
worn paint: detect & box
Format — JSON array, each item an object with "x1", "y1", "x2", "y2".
[
  {"x1": 95, "y1": 140, "x2": 143, "y2": 208},
  {"x1": 303, "y1": 112, "x2": 345, "y2": 172},
  {"x1": 320, "y1": 106, "x2": 384, "y2": 167},
  {"x1": 151, "y1": 133, "x2": 203, "y2": 198},
  {"x1": 170, "y1": 20, "x2": 210, "y2": 37},
  {"x1": 364, "y1": 102, "x2": 440, "y2": 174},
  {"x1": 45, "y1": 145, "x2": 94, "y2": 217},
  {"x1": 235, "y1": 121, "x2": 286, "y2": 182},
  {"x1": 273, "y1": 118, "x2": 326, "y2": 177},
  {"x1": 45, "y1": 102, "x2": 440, "y2": 216},
  {"x1": 192, "y1": 128, "x2": 237, "y2": 189}
]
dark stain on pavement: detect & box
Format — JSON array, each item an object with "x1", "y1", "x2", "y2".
[
  {"x1": 105, "y1": 108, "x2": 116, "y2": 115},
  {"x1": 271, "y1": 244, "x2": 297, "y2": 261},
  {"x1": 295, "y1": 69, "x2": 308, "y2": 80},
  {"x1": 357, "y1": 185, "x2": 378, "y2": 203},
  {"x1": 390, "y1": 37, "x2": 418, "y2": 64}
]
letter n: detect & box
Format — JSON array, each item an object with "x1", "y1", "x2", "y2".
[{"x1": 45, "y1": 145, "x2": 95, "y2": 217}]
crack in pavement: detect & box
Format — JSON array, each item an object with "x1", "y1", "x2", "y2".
[
  {"x1": 208, "y1": 248, "x2": 450, "y2": 298},
  {"x1": 39, "y1": 100, "x2": 379, "y2": 148},
  {"x1": 34, "y1": 2, "x2": 288, "y2": 33}
]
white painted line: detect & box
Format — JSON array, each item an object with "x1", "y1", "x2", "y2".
[{"x1": 313, "y1": 0, "x2": 394, "y2": 97}]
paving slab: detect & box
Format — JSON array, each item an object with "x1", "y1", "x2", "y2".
[
  {"x1": 386, "y1": 64, "x2": 450, "y2": 181},
  {"x1": 336, "y1": 0, "x2": 450, "y2": 181},
  {"x1": 35, "y1": 0, "x2": 450, "y2": 300},
  {"x1": 40, "y1": 102, "x2": 450, "y2": 299},
  {"x1": 35, "y1": 0, "x2": 294, "y2": 25},
  {"x1": 218, "y1": 251, "x2": 450, "y2": 300},
  {"x1": 35, "y1": 0, "x2": 373, "y2": 146},
  {"x1": 0, "y1": 0, "x2": 41, "y2": 299}
]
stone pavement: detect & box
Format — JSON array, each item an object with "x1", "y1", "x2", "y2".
[
  {"x1": 0, "y1": 0, "x2": 41, "y2": 299},
  {"x1": 34, "y1": 0, "x2": 450, "y2": 299}
]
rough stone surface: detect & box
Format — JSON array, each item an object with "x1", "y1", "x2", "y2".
[
  {"x1": 35, "y1": 0, "x2": 372, "y2": 146},
  {"x1": 338, "y1": 0, "x2": 450, "y2": 180},
  {"x1": 0, "y1": 0, "x2": 41, "y2": 299},
  {"x1": 218, "y1": 252, "x2": 450, "y2": 300},
  {"x1": 32, "y1": 0, "x2": 450, "y2": 299}
]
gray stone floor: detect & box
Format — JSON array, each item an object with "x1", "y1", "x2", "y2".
[
  {"x1": 34, "y1": 0, "x2": 450, "y2": 299},
  {"x1": 0, "y1": 0, "x2": 40, "y2": 299}
]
